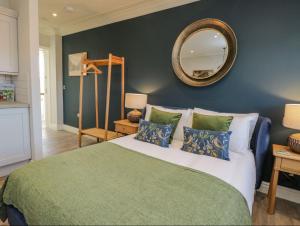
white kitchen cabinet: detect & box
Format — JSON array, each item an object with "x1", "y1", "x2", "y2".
[
  {"x1": 0, "y1": 107, "x2": 31, "y2": 167},
  {"x1": 0, "y1": 7, "x2": 18, "y2": 74}
]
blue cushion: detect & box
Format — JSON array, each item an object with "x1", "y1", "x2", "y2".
[
  {"x1": 181, "y1": 127, "x2": 232, "y2": 160},
  {"x1": 135, "y1": 119, "x2": 173, "y2": 147}
]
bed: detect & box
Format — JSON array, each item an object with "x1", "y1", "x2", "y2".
[{"x1": 0, "y1": 116, "x2": 271, "y2": 225}]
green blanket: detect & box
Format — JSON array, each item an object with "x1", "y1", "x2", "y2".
[{"x1": 0, "y1": 142, "x2": 251, "y2": 225}]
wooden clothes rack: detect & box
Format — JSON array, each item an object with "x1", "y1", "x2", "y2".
[{"x1": 78, "y1": 53, "x2": 125, "y2": 147}]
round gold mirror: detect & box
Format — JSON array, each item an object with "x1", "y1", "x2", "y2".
[{"x1": 172, "y1": 19, "x2": 237, "y2": 87}]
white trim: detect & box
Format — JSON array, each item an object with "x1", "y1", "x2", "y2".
[
  {"x1": 62, "y1": 124, "x2": 78, "y2": 134},
  {"x1": 49, "y1": 123, "x2": 63, "y2": 131},
  {"x1": 55, "y1": 35, "x2": 64, "y2": 129},
  {"x1": 10, "y1": 0, "x2": 43, "y2": 160},
  {"x1": 27, "y1": 0, "x2": 43, "y2": 161},
  {"x1": 62, "y1": 124, "x2": 98, "y2": 143},
  {"x1": 40, "y1": 47, "x2": 51, "y2": 128},
  {"x1": 0, "y1": 5, "x2": 18, "y2": 18},
  {"x1": 258, "y1": 181, "x2": 300, "y2": 204},
  {"x1": 58, "y1": 0, "x2": 199, "y2": 35}
]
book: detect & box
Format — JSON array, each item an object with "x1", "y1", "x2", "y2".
[{"x1": 277, "y1": 150, "x2": 290, "y2": 155}]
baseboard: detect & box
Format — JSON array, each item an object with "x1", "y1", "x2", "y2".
[
  {"x1": 259, "y1": 181, "x2": 300, "y2": 204},
  {"x1": 48, "y1": 123, "x2": 63, "y2": 131},
  {"x1": 62, "y1": 124, "x2": 78, "y2": 134},
  {"x1": 62, "y1": 124, "x2": 99, "y2": 143}
]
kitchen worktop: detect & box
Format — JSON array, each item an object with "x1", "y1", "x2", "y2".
[{"x1": 0, "y1": 101, "x2": 29, "y2": 109}]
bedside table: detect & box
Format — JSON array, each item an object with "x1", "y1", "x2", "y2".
[
  {"x1": 267, "y1": 144, "x2": 300, "y2": 214},
  {"x1": 114, "y1": 119, "x2": 139, "y2": 135}
]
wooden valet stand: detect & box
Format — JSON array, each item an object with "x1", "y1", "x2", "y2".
[{"x1": 78, "y1": 53, "x2": 125, "y2": 147}]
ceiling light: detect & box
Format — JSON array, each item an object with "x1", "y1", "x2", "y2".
[
  {"x1": 52, "y1": 13, "x2": 58, "y2": 17},
  {"x1": 214, "y1": 35, "x2": 218, "y2": 38},
  {"x1": 190, "y1": 50, "x2": 195, "y2": 54}
]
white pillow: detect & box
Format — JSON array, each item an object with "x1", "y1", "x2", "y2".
[
  {"x1": 145, "y1": 104, "x2": 192, "y2": 141},
  {"x1": 193, "y1": 108, "x2": 259, "y2": 153}
]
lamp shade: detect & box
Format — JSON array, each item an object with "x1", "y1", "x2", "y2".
[
  {"x1": 283, "y1": 104, "x2": 300, "y2": 130},
  {"x1": 125, "y1": 93, "x2": 147, "y2": 109}
]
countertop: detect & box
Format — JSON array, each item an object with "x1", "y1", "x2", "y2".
[{"x1": 0, "y1": 101, "x2": 29, "y2": 109}]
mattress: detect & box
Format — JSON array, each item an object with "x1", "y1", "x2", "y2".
[{"x1": 110, "y1": 134, "x2": 256, "y2": 212}]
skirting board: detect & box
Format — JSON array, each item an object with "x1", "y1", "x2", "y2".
[
  {"x1": 62, "y1": 124, "x2": 78, "y2": 134},
  {"x1": 49, "y1": 123, "x2": 63, "y2": 131},
  {"x1": 62, "y1": 124, "x2": 300, "y2": 204},
  {"x1": 258, "y1": 181, "x2": 300, "y2": 204},
  {"x1": 62, "y1": 124, "x2": 97, "y2": 142}
]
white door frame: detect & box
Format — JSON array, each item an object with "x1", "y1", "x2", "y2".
[
  {"x1": 38, "y1": 34, "x2": 63, "y2": 131},
  {"x1": 10, "y1": 0, "x2": 43, "y2": 160},
  {"x1": 39, "y1": 46, "x2": 51, "y2": 128}
]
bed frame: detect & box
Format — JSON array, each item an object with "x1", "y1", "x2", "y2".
[{"x1": 6, "y1": 115, "x2": 271, "y2": 226}]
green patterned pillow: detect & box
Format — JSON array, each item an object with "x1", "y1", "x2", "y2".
[
  {"x1": 149, "y1": 107, "x2": 182, "y2": 142},
  {"x1": 192, "y1": 113, "x2": 233, "y2": 131}
]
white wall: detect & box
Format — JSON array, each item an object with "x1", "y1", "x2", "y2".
[
  {"x1": 11, "y1": 0, "x2": 43, "y2": 160},
  {"x1": 0, "y1": 0, "x2": 10, "y2": 8}
]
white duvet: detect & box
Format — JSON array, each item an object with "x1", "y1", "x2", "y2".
[{"x1": 110, "y1": 135, "x2": 256, "y2": 213}]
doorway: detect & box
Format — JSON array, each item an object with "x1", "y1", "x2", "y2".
[{"x1": 39, "y1": 47, "x2": 50, "y2": 128}]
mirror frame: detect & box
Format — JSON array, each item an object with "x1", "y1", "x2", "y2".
[{"x1": 172, "y1": 18, "x2": 237, "y2": 87}]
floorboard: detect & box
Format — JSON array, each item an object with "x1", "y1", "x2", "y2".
[{"x1": 1, "y1": 128, "x2": 300, "y2": 225}]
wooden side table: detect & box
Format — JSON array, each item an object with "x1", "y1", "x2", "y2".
[
  {"x1": 114, "y1": 119, "x2": 139, "y2": 135},
  {"x1": 267, "y1": 144, "x2": 300, "y2": 214}
]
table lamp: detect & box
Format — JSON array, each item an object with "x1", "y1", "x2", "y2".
[
  {"x1": 283, "y1": 104, "x2": 300, "y2": 153},
  {"x1": 125, "y1": 93, "x2": 147, "y2": 123}
]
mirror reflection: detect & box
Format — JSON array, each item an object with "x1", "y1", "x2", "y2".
[{"x1": 180, "y1": 29, "x2": 228, "y2": 79}]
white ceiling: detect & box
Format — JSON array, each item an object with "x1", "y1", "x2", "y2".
[
  {"x1": 38, "y1": 0, "x2": 199, "y2": 35},
  {"x1": 39, "y1": 0, "x2": 145, "y2": 28}
]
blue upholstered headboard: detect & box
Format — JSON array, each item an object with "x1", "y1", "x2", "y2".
[
  {"x1": 142, "y1": 107, "x2": 272, "y2": 189},
  {"x1": 250, "y1": 116, "x2": 272, "y2": 189}
]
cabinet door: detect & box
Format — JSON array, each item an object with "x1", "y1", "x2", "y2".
[
  {"x1": 0, "y1": 108, "x2": 31, "y2": 167},
  {"x1": 0, "y1": 13, "x2": 18, "y2": 73}
]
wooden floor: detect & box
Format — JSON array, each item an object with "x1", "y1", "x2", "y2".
[
  {"x1": 253, "y1": 192, "x2": 300, "y2": 225},
  {"x1": 1, "y1": 128, "x2": 300, "y2": 225},
  {"x1": 42, "y1": 127, "x2": 96, "y2": 157}
]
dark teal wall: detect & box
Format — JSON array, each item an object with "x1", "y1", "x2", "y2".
[{"x1": 63, "y1": 0, "x2": 300, "y2": 189}]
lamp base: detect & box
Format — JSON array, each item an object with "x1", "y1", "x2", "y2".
[
  {"x1": 288, "y1": 133, "x2": 300, "y2": 154},
  {"x1": 127, "y1": 109, "x2": 142, "y2": 123}
]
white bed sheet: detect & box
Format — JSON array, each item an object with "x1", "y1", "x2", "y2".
[{"x1": 110, "y1": 135, "x2": 256, "y2": 213}]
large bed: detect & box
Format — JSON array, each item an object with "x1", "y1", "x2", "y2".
[{"x1": 0, "y1": 116, "x2": 271, "y2": 225}]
